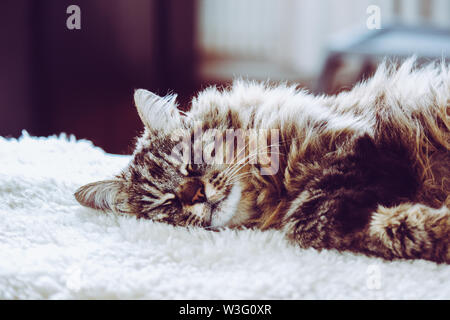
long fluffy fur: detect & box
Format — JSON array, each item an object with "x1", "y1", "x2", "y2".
[{"x1": 75, "y1": 58, "x2": 450, "y2": 263}]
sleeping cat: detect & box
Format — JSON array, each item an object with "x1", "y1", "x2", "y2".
[{"x1": 75, "y1": 59, "x2": 450, "y2": 263}]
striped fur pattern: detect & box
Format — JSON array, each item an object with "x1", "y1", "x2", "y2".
[{"x1": 75, "y1": 58, "x2": 450, "y2": 263}]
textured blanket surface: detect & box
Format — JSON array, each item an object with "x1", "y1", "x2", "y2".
[{"x1": 0, "y1": 132, "x2": 449, "y2": 299}]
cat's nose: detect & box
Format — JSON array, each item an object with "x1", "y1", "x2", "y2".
[
  {"x1": 191, "y1": 185, "x2": 206, "y2": 203},
  {"x1": 178, "y1": 178, "x2": 206, "y2": 205}
]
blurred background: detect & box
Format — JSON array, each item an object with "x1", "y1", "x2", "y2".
[{"x1": 2, "y1": 0, "x2": 450, "y2": 154}]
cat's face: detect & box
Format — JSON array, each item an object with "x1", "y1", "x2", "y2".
[{"x1": 75, "y1": 89, "x2": 250, "y2": 228}]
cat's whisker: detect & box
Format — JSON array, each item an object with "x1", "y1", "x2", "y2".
[
  {"x1": 224, "y1": 142, "x2": 278, "y2": 173},
  {"x1": 224, "y1": 153, "x2": 260, "y2": 179},
  {"x1": 219, "y1": 138, "x2": 251, "y2": 177},
  {"x1": 224, "y1": 172, "x2": 255, "y2": 186},
  {"x1": 225, "y1": 151, "x2": 276, "y2": 180},
  {"x1": 224, "y1": 145, "x2": 283, "y2": 179}
]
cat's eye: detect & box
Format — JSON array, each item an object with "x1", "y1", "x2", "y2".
[
  {"x1": 159, "y1": 196, "x2": 180, "y2": 209},
  {"x1": 162, "y1": 196, "x2": 178, "y2": 205}
]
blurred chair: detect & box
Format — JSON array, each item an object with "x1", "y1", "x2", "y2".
[{"x1": 316, "y1": 24, "x2": 450, "y2": 95}]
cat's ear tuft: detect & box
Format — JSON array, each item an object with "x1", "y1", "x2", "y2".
[
  {"x1": 74, "y1": 180, "x2": 124, "y2": 211},
  {"x1": 134, "y1": 89, "x2": 182, "y2": 132}
]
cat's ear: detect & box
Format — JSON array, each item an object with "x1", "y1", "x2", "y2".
[
  {"x1": 74, "y1": 180, "x2": 125, "y2": 212},
  {"x1": 134, "y1": 89, "x2": 182, "y2": 132}
]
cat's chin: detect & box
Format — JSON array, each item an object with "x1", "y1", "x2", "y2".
[{"x1": 210, "y1": 182, "x2": 242, "y2": 228}]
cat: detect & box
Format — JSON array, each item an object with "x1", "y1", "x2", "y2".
[{"x1": 75, "y1": 58, "x2": 450, "y2": 263}]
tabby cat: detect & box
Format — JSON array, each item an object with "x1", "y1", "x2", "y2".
[{"x1": 75, "y1": 59, "x2": 450, "y2": 263}]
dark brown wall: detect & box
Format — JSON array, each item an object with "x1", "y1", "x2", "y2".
[
  {"x1": 1, "y1": 0, "x2": 198, "y2": 154},
  {"x1": 1, "y1": 0, "x2": 33, "y2": 137}
]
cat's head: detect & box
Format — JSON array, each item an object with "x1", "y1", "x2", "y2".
[{"x1": 74, "y1": 89, "x2": 252, "y2": 228}]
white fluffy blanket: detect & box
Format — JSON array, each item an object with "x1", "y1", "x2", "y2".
[{"x1": 1, "y1": 132, "x2": 449, "y2": 299}]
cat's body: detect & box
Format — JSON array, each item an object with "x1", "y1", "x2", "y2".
[{"x1": 75, "y1": 59, "x2": 450, "y2": 263}]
